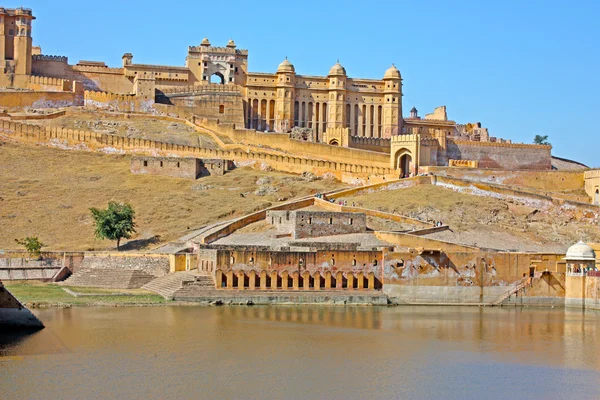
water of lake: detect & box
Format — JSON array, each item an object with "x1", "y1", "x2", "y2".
[{"x1": 1, "y1": 306, "x2": 599, "y2": 399}]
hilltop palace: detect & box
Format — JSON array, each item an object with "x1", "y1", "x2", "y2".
[{"x1": 0, "y1": 7, "x2": 551, "y2": 177}]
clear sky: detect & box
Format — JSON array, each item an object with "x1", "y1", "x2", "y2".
[{"x1": 18, "y1": 0, "x2": 600, "y2": 166}]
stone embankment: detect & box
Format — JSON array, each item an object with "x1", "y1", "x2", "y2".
[
  {"x1": 62, "y1": 268, "x2": 157, "y2": 289},
  {"x1": 0, "y1": 282, "x2": 44, "y2": 329}
]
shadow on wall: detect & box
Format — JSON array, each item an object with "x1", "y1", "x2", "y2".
[{"x1": 119, "y1": 235, "x2": 161, "y2": 251}]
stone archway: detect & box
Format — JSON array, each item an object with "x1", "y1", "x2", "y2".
[
  {"x1": 595, "y1": 189, "x2": 599, "y2": 205},
  {"x1": 329, "y1": 139, "x2": 339, "y2": 146},
  {"x1": 393, "y1": 148, "x2": 412, "y2": 177},
  {"x1": 210, "y1": 72, "x2": 225, "y2": 84}
]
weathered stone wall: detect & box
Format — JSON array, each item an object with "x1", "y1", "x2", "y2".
[
  {"x1": 156, "y1": 85, "x2": 244, "y2": 126},
  {"x1": 565, "y1": 274, "x2": 600, "y2": 310},
  {"x1": 584, "y1": 170, "x2": 600, "y2": 204},
  {"x1": 131, "y1": 156, "x2": 199, "y2": 179},
  {"x1": 266, "y1": 210, "x2": 366, "y2": 239},
  {"x1": 382, "y1": 248, "x2": 565, "y2": 304},
  {"x1": 446, "y1": 139, "x2": 552, "y2": 170},
  {"x1": 0, "y1": 90, "x2": 79, "y2": 109},
  {"x1": 80, "y1": 253, "x2": 170, "y2": 277},
  {"x1": 84, "y1": 90, "x2": 154, "y2": 113},
  {"x1": 426, "y1": 167, "x2": 585, "y2": 192},
  {"x1": 0, "y1": 283, "x2": 44, "y2": 329}
]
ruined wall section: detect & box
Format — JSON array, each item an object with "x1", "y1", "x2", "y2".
[
  {"x1": 447, "y1": 140, "x2": 552, "y2": 170},
  {"x1": 84, "y1": 90, "x2": 153, "y2": 113}
]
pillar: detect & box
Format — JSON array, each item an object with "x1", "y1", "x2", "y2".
[
  {"x1": 292, "y1": 271, "x2": 300, "y2": 290},
  {"x1": 368, "y1": 272, "x2": 375, "y2": 290},
  {"x1": 336, "y1": 271, "x2": 344, "y2": 289},
  {"x1": 302, "y1": 271, "x2": 311, "y2": 290},
  {"x1": 347, "y1": 272, "x2": 355, "y2": 289},
  {"x1": 237, "y1": 271, "x2": 245, "y2": 289},
  {"x1": 226, "y1": 271, "x2": 234, "y2": 289},
  {"x1": 260, "y1": 270, "x2": 267, "y2": 290},
  {"x1": 215, "y1": 269, "x2": 223, "y2": 289},
  {"x1": 357, "y1": 272, "x2": 365, "y2": 289},
  {"x1": 313, "y1": 272, "x2": 322, "y2": 290},
  {"x1": 270, "y1": 271, "x2": 279, "y2": 289},
  {"x1": 281, "y1": 271, "x2": 289, "y2": 290},
  {"x1": 325, "y1": 271, "x2": 332, "y2": 289},
  {"x1": 248, "y1": 270, "x2": 256, "y2": 289}
]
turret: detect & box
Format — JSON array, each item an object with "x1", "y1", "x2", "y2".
[
  {"x1": 382, "y1": 64, "x2": 403, "y2": 137},
  {"x1": 327, "y1": 61, "x2": 347, "y2": 131},
  {"x1": 122, "y1": 53, "x2": 133, "y2": 67},
  {"x1": 274, "y1": 57, "x2": 296, "y2": 132}
]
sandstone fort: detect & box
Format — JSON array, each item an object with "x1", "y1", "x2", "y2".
[{"x1": 1, "y1": 6, "x2": 600, "y2": 311}]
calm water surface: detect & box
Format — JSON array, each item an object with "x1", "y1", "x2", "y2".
[{"x1": 1, "y1": 306, "x2": 599, "y2": 400}]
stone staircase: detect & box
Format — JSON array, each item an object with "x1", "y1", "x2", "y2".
[
  {"x1": 492, "y1": 277, "x2": 531, "y2": 306},
  {"x1": 142, "y1": 271, "x2": 212, "y2": 300},
  {"x1": 61, "y1": 268, "x2": 156, "y2": 289}
]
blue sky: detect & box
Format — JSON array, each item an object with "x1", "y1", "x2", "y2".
[{"x1": 19, "y1": 0, "x2": 600, "y2": 166}]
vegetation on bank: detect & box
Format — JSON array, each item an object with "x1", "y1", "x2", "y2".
[{"x1": 3, "y1": 281, "x2": 166, "y2": 307}]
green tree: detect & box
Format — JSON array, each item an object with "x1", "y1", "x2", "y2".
[
  {"x1": 90, "y1": 201, "x2": 136, "y2": 251},
  {"x1": 15, "y1": 236, "x2": 45, "y2": 259},
  {"x1": 533, "y1": 134, "x2": 550, "y2": 145}
]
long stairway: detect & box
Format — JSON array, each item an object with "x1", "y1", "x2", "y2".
[
  {"x1": 142, "y1": 271, "x2": 211, "y2": 300},
  {"x1": 61, "y1": 268, "x2": 156, "y2": 289}
]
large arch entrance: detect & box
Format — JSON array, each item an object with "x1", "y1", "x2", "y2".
[
  {"x1": 210, "y1": 72, "x2": 225, "y2": 84},
  {"x1": 595, "y1": 189, "x2": 599, "y2": 205},
  {"x1": 393, "y1": 148, "x2": 412, "y2": 178}
]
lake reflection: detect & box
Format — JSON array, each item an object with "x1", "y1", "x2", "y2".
[{"x1": 1, "y1": 306, "x2": 599, "y2": 400}]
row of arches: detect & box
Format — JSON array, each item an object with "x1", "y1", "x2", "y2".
[{"x1": 215, "y1": 270, "x2": 382, "y2": 291}]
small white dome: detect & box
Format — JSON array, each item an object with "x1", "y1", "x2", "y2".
[{"x1": 565, "y1": 241, "x2": 596, "y2": 261}]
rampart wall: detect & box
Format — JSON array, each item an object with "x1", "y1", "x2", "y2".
[
  {"x1": 0, "y1": 120, "x2": 395, "y2": 186},
  {"x1": 200, "y1": 119, "x2": 392, "y2": 169}
]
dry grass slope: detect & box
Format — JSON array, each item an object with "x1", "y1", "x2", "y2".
[
  {"x1": 343, "y1": 185, "x2": 600, "y2": 252},
  {"x1": 0, "y1": 142, "x2": 346, "y2": 250}
]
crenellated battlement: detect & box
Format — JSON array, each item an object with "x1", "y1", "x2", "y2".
[
  {"x1": 32, "y1": 54, "x2": 68, "y2": 63},
  {"x1": 188, "y1": 46, "x2": 248, "y2": 55},
  {"x1": 350, "y1": 136, "x2": 391, "y2": 147},
  {"x1": 84, "y1": 90, "x2": 135, "y2": 103}
]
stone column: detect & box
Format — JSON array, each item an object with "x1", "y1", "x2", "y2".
[
  {"x1": 281, "y1": 271, "x2": 289, "y2": 290},
  {"x1": 266, "y1": 99, "x2": 271, "y2": 131},
  {"x1": 237, "y1": 271, "x2": 245, "y2": 289},
  {"x1": 357, "y1": 272, "x2": 365, "y2": 289},
  {"x1": 336, "y1": 272, "x2": 344, "y2": 289},
  {"x1": 325, "y1": 271, "x2": 332, "y2": 289},
  {"x1": 347, "y1": 272, "x2": 355, "y2": 289},
  {"x1": 226, "y1": 271, "x2": 234, "y2": 289},
  {"x1": 248, "y1": 271, "x2": 256, "y2": 289},
  {"x1": 313, "y1": 272, "x2": 321, "y2": 290},
  {"x1": 302, "y1": 271, "x2": 311, "y2": 290},
  {"x1": 215, "y1": 270, "x2": 223, "y2": 289},
  {"x1": 292, "y1": 272, "x2": 300, "y2": 290},
  {"x1": 350, "y1": 104, "x2": 356, "y2": 136},
  {"x1": 270, "y1": 271, "x2": 279, "y2": 289},
  {"x1": 260, "y1": 270, "x2": 267, "y2": 290},
  {"x1": 368, "y1": 272, "x2": 375, "y2": 290}
]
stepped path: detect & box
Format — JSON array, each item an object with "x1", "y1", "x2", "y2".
[
  {"x1": 61, "y1": 268, "x2": 156, "y2": 289},
  {"x1": 142, "y1": 270, "x2": 209, "y2": 300}
]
